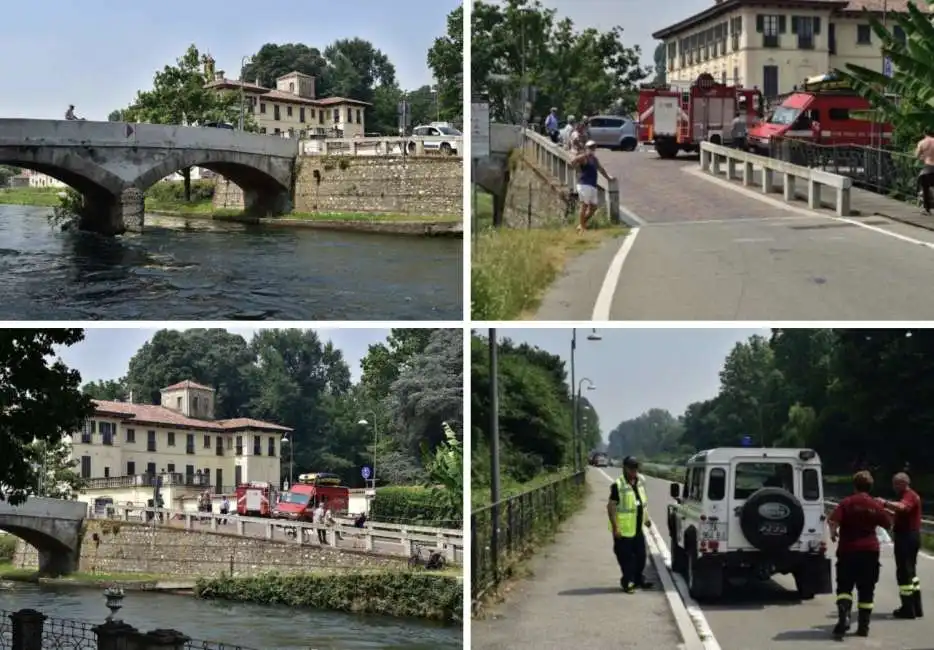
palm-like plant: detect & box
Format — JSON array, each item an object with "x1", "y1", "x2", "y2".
[{"x1": 837, "y1": 1, "x2": 934, "y2": 143}]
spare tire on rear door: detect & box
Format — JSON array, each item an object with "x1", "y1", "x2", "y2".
[{"x1": 739, "y1": 487, "x2": 805, "y2": 553}]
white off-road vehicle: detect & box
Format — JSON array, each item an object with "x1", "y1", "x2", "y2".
[{"x1": 666, "y1": 447, "x2": 833, "y2": 601}]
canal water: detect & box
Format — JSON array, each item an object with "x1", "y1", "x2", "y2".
[
  {"x1": 0, "y1": 583, "x2": 462, "y2": 649},
  {"x1": 0, "y1": 206, "x2": 462, "y2": 320}
]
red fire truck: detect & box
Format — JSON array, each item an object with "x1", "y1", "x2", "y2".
[
  {"x1": 637, "y1": 73, "x2": 763, "y2": 159},
  {"x1": 235, "y1": 481, "x2": 277, "y2": 517}
]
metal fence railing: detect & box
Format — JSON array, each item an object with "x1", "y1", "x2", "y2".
[
  {"x1": 0, "y1": 607, "x2": 257, "y2": 650},
  {"x1": 767, "y1": 137, "x2": 922, "y2": 204},
  {"x1": 471, "y1": 471, "x2": 586, "y2": 604}
]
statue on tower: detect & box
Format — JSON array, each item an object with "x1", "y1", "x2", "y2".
[{"x1": 201, "y1": 54, "x2": 216, "y2": 80}]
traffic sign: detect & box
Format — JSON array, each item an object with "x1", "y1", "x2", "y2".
[
  {"x1": 361, "y1": 465, "x2": 372, "y2": 480},
  {"x1": 883, "y1": 57, "x2": 894, "y2": 78},
  {"x1": 741, "y1": 435, "x2": 753, "y2": 447},
  {"x1": 471, "y1": 97, "x2": 490, "y2": 159}
]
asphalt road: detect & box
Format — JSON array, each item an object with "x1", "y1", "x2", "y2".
[
  {"x1": 622, "y1": 468, "x2": 934, "y2": 650},
  {"x1": 472, "y1": 470, "x2": 685, "y2": 649},
  {"x1": 537, "y1": 151, "x2": 934, "y2": 320}
]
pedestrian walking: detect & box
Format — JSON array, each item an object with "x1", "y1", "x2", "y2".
[
  {"x1": 560, "y1": 115, "x2": 576, "y2": 147},
  {"x1": 730, "y1": 110, "x2": 747, "y2": 150},
  {"x1": 545, "y1": 107, "x2": 560, "y2": 143},
  {"x1": 878, "y1": 472, "x2": 924, "y2": 619},
  {"x1": 828, "y1": 470, "x2": 892, "y2": 638},
  {"x1": 571, "y1": 141, "x2": 609, "y2": 233},
  {"x1": 607, "y1": 456, "x2": 654, "y2": 594},
  {"x1": 314, "y1": 500, "x2": 328, "y2": 544},
  {"x1": 220, "y1": 495, "x2": 230, "y2": 525}
]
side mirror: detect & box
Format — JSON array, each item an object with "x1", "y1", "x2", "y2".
[{"x1": 670, "y1": 483, "x2": 680, "y2": 499}]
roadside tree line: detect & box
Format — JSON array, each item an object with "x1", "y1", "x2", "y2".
[{"x1": 608, "y1": 329, "x2": 934, "y2": 480}]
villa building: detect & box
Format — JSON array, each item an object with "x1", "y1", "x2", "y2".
[
  {"x1": 653, "y1": 0, "x2": 922, "y2": 98},
  {"x1": 202, "y1": 56, "x2": 370, "y2": 138},
  {"x1": 68, "y1": 380, "x2": 290, "y2": 510}
]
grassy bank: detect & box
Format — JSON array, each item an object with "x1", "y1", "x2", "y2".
[
  {"x1": 0, "y1": 186, "x2": 63, "y2": 206},
  {"x1": 0, "y1": 562, "x2": 170, "y2": 585},
  {"x1": 195, "y1": 570, "x2": 462, "y2": 623}
]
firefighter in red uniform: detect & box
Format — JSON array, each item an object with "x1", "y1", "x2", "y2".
[
  {"x1": 828, "y1": 471, "x2": 892, "y2": 639},
  {"x1": 878, "y1": 472, "x2": 923, "y2": 619}
]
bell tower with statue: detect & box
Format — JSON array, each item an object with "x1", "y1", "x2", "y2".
[{"x1": 202, "y1": 54, "x2": 216, "y2": 81}]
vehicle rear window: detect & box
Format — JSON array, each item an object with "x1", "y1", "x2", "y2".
[
  {"x1": 707, "y1": 468, "x2": 726, "y2": 500},
  {"x1": 828, "y1": 108, "x2": 849, "y2": 120},
  {"x1": 802, "y1": 468, "x2": 820, "y2": 501},
  {"x1": 734, "y1": 462, "x2": 794, "y2": 499}
]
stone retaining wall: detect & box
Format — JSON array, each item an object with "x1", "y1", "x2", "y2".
[
  {"x1": 503, "y1": 151, "x2": 573, "y2": 228},
  {"x1": 13, "y1": 520, "x2": 407, "y2": 577}
]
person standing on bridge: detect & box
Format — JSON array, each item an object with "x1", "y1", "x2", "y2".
[
  {"x1": 545, "y1": 107, "x2": 560, "y2": 143},
  {"x1": 828, "y1": 470, "x2": 892, "y2": 639},
  {"x1": 571, "y1": 141, "x2": 608, "y2": 233},
  {"x1": 607, "y1": 456, "x2": 654, "y2": 594},
  {"x1": 878, "y1": 472, "x2": 923, "y2": 619}
]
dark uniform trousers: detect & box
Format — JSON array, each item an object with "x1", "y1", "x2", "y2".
[
  {"x1": 613, "y1": 532, "x2": 647, "y2": 587},
  {"x1": 836, "y1": 550, "x2": 881, "y2": 613},
  {"x1": 895, "y1": 530, "x2": 923, "y2": 616}
]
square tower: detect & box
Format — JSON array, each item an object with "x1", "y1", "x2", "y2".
[
  {"x1": 277, "y1": 71, "x2": 316, "y2": 99},
  {"x1": 160, "y1": 380, "x2": 215, "y2": 420}
]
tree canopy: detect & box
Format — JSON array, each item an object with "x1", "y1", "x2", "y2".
[
  {"x1": 608, "y1": 329, "x2": 934, "y2": 480},
  {"x1": 471, "y1": 0, "x2": 649, "y2": 122},
  {"x1": 81, "y1": 328, "x2": 462, "y2": 487},
  {"x1": 0, "y1": 330, "x2": 94, "y2": 504},
  {"x1": 472, "y1": 332, "x2": 601, "y2": 487}
]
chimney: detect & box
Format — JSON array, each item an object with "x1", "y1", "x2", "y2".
[
  {"x1": 215, "y1": 71, "x2": 224, "y2": 81},
  {"x1": 128, "y1": 390, "x2": 134, "y2": 404},
  {"x1": 255, "y1": 77, "x2": 261, "y2": 87}
]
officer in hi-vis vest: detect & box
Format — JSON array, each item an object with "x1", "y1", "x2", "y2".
[{"x1": 607, "y1": 456, "x2": 654, "y2": 593}]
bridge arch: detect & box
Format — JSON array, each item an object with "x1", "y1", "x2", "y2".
[
  {"x1": 0, "y1": 522, "x2": 81, "y2": 577},
  {"x1": 0, "y1": 146, "x2": 128, "y2": 197},
  {"x1": 133, "y1": 150, "x2": 290, "y2": 196}
]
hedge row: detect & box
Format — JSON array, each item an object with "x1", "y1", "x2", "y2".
[
  {"x1": 195, "y1": 570, "x2": 462, "y2": 622},
  {"x1": 373, "y1": 486, "x2": 462, "y2": 528}
]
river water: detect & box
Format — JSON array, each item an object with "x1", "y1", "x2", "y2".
[
  {"x1": 0, "y1": 582, "x2": 461, "y2": 649},
  {"x1": 0, "y1": 206, "x2": 462, "y2": 320}
]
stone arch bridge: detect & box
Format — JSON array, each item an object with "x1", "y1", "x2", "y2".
[
  {"x1": 0, "y1": 119, "x2": 298, "y2": 235},
  {"x1": 0, "y1": 497, "x2": 86, "y2": 576}
]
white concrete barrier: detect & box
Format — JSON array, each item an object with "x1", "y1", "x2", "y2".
[
  {"x1": 300, "y1": 136, "x2": 463, "y2": 157},
  {"x1": 522, "y1": 128, "x2": 621, "y2": 224},
  {"x1": 699, "y1": 141, "x2": 852, "y2": 216}
]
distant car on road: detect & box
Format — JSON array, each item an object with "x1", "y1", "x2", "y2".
[
  {"x1": 410, "y1": 123, "x2": 461, "y2": 155},
  {"x1": 587, "y1": 115, "x2": 638, "y2": 151},
  {"x1": 201, "y1": 121, "x2": 234, "y2": 129}
]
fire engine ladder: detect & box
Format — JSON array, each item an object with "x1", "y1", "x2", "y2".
[{"x1": 678, "y1": 91, "x2": 692, "y2": 144}]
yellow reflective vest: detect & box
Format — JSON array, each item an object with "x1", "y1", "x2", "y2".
[{"x1": 609, "y1": 474, "x2": 649, "y2": 538}]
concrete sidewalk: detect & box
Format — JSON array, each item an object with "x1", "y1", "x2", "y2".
[{"x1": 473, "y1": 471, "x2": 685, "y2": 650}]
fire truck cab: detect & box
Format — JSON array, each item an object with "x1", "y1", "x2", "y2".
[
  {"x1": 747, "y1": 72, "x2": 893, "y2": 152},
  {"x1": 272, "y1": 472, "x2": 350, "y2": 522},
  {"x1": 638, "y1": 73, "x2": 763, "y2": 159},
  {"x1": 235, "y1": 481, "x2": 277, "y2": 517}
]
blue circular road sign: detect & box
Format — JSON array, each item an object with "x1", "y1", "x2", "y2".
[{"x1": 361, "y1": 466, "x2": 372, "y2": 480}]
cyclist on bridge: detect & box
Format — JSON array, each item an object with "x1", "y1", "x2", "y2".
[{"x1": 607, "y1": 456, "x2": 654, "y2": 594}]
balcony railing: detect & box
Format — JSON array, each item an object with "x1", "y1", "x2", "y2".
[
  {"x1": 797, "y1": 35, "x2": 815, "y2": 49},
  {"x1": 186, "y1": 445, "x2": 195, "y2": 454},
  {"x1": 763, "y1": 34, "x2": 780, "y2": 48},
  {"x1": 215, "y1": 445, "x2": 224, "y2": 456},
  {"x1": 81, "y1": 472, "x2": 215, "y2": 491}
]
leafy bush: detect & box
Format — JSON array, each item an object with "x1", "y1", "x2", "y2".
[
  {"x1": 374, "y1": 485, "x2": 461, "y2": 528},
  {"x1": 195, "y1": 571, "x2": 462, "y2": 622},
  {"x1": 0, "y1": 535, "x2": 17, "y2": 563},
  {"x1": 146, "y1": 179, "x2": 215, "y2": 204}
]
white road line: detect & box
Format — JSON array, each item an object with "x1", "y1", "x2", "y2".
[
  {"x1": 618, "y1": 202, "x2": 647, "y2": 226},
  {"x1": 685, "y1": 166, "x2": 934, "y2": 251},
  {"x1": 592, "y1": 227, "x2": 640, "y2": 321},
  {"x1": 596, "y1": 468, "x2": 721, "y2": 650}
]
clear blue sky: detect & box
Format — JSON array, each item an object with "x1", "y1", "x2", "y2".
[
  {"x1": 491, "y1": 327, "x2": 769, "y2": 438},
  {"x1": 526, "y1": 0, "x2": 710, "y2": 68},
  {"x1": 53, "y1": 328, "x2": 395, "y2": 386},
  {"x1": 0, "y1": 0, "x2": 460, "y2": 120}
]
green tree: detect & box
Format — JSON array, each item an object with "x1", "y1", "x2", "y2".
[
  {"x1": 0, "y1": 329, "x2": 94, "y2": 505},
  {"x1": 243, "y1": 43, "x2": 332, "y2": 92},
  {"x1": 472, "y1": 0, "x2": 649, "y2": 122},
  {"x1": 31, "y1": 438, "x2": 83, "y2": 499},
  {"x1": 107, "y1": 109, "x2": 126, "y2": 122},
  {"x1": 361, "y1": 329, "x2": 438, "y2": 397},
  {"x1": 427, "y1": 5, "x2": 465, "y2": 122},
  {"x1": 0, "y1": 165, "x2": 20, "y2": 186},
  {"x1": 82, "y1": 378, "x2": 128, "y2": 401},
  {"x1": 423, "y1": 422, "x2": 463, "y2": 516},
  {"x1": 652, "y1": 43, "x2": 667, "y2": 85},
  {"x1": 123, "y1": 44, "x2": 251, "y2": 201}
]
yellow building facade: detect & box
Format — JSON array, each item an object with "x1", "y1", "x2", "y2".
[
  {"x1": 203, "y1": 57, "x2": 370, "y2": 138},
  {"x1": 68, "y1": 380, "x2": 290, "y2": 507},
  {"x1": 654, "y1": 0, "x2": 919, "y2": 98}
]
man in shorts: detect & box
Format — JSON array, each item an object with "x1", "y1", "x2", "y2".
[
  {"x1": 571, "y1": 140, "x2": 608, "y2": 232},
  {"x1": 916, "y1": 129, "x2": 934, "y2": 214}
]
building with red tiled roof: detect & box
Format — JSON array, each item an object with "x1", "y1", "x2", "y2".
[
  {"x1": 652, "y1": 0, "x2": 927, "y2": 97},
  {"x1": 69, "y1": 380, "x2": 292, "y2": 505},
  {"x1": 201, "y1": 56, "x2": 370, "y2": 139}
]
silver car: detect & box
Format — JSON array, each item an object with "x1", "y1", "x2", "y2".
[{"x1": 587, "y1": 115, "x2": 638, "y2": 151}]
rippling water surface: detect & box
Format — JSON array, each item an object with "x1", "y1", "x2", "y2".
[
  {"x1": 0, "y1": 206, "x2": 462, "y2": 320},
  {"x1": 0, "y1": 582, "x2": 462, "y2": 649}
]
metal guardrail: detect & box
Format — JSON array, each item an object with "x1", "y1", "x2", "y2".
[
  {"x1": 89, "y1": 505, "x2": 463, "y2": 562},
  {"x1": 521, "y1": 128, "x2": 621, "y2": 224},
  {"x1": 699, "y1": 141, "x2": 853, "y2": 216},
  {"x1": 471, "y1": 471, "x2": 586, "y2": 604}
]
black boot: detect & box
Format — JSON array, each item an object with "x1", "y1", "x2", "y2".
[
  {"x1": 832, "y1": 601, "x2": 852, "y2": 638},
  {"x1": 856, "y1": 608, "x2": 871, "y2": 637},
  {"x1": 894, "y1": 594, "x2": 916, "y2": 619},
  {"x1": 914, "y1": 589, "x2": 924, "y2": 618}
]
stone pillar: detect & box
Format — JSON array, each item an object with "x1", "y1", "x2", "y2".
[
  {"x1": 138, "y1": 629, "x2": 189, "y2": 650},
  {"x1": 94, "y1": 621, "x2": 139, "y2": 650},
  {"x1": 37, "y1": 548, "x2": 77, "y2": 577},
  {"x1": 10, "y1": 609, "x2": 46, "y2": 650},
  {"x1": 120, "y1": 187, "x2": 145, "y2": 233},
  {"x1": 242, "y1": 188, "x2": 292, "y2": 218}
]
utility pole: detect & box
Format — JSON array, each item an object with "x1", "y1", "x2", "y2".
[
  {"x1": 570, "y1": 329, "x2": 577, "y2": 472},
  {"x1": 489, "y1": 329, "x2": 501, "y2": 583}
]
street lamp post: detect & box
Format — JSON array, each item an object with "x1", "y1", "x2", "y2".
[
  {"x1": 280, "y1": 435, "x2": 294, "y2": 487},
  {"x1": 571, "y1": 329, "x2": 601, "y2": 472},
  {"x1": 357, "y1": 417, "x2": 379, "y2": 488},
  {"x1": 239, "y1": 56, "x2": 252, "y2": 131},
  {"x1": 576, "y1": 378, "x2": 596, "y2": 469}
]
